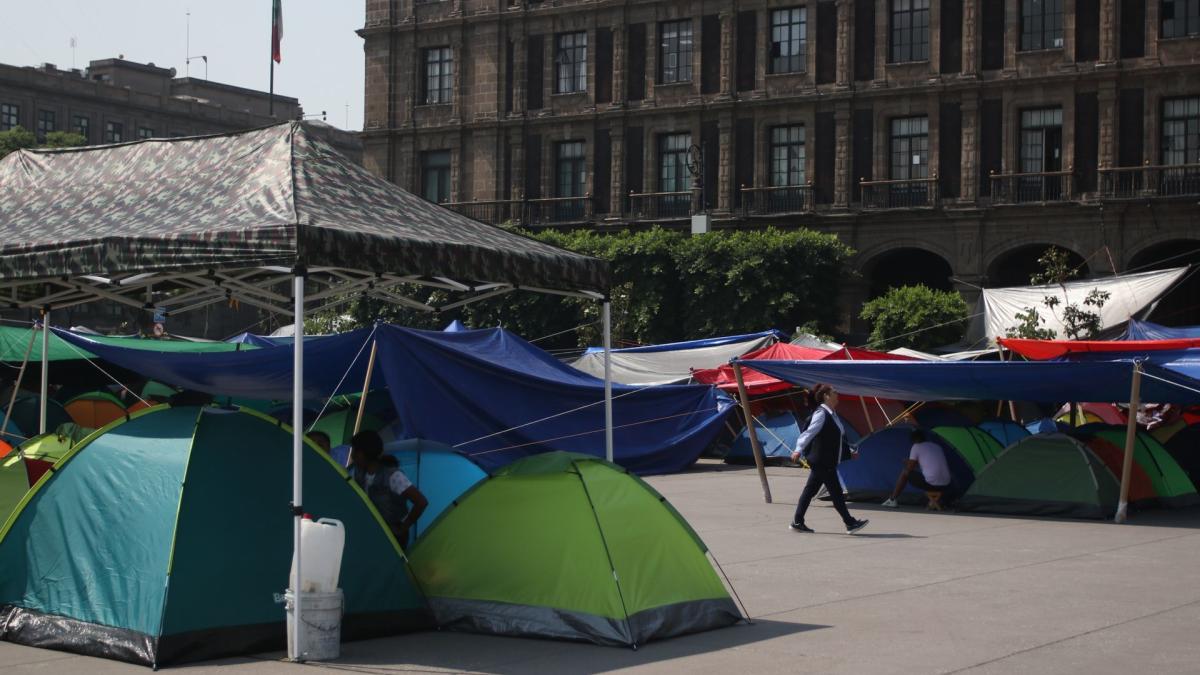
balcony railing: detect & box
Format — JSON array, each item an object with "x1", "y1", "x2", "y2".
[
  {"x1": 859, "y1": 177, "x2": 939, "y2": 209},
  {"x1": 740, "y1": 183, "x2": 815, "y2": 216},
  {"x1": 443, "y1": 196, "x2": 593, "y2": 226},
  {"x1": 988, "y1": 169, "x2": 1074, "y2": 204},
  {"x1": 626, "y1": 190, "x2": 693, "y2": 220},
  {"x1": 1099, "y1": 163, "x2": 1200, "y2": 199}
]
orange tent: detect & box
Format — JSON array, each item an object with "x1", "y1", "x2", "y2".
[{"x1": 64, "y1": 395, "x2": 127, "y2": 429}]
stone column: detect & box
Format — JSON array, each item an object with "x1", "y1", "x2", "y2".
[
  {"x1": 834, "y1": 103, "x2": 852, "y2": 207},
  {"x1": 755, "y1": 10, "x2": 769, "y2": 89},
  {"x1": 960, "y1": 95, "x2": 980, "y2": 201},
  {"x1": 645, "y1": 23, "x2": 658, "y2": 97},
  {"x1": 512, "y1": 32, "x2": 527, "y2": 116},
  {"x1": 450, "y1": 35, "x2": 465, "y2": 123},
  {"x1": 511, "y1": 131, "x2": 525, "y2": 201},
  {"x1": 874, "y1": 0, "x2": 888, "y2": 85},
  {"x1": 1145, "y1": 0, "x2": 1161, "y2": 61},
  {"x1": 1097, "y1": 83, "x2": 1117, "y2": 171},
  {"x1": 836, "y1": 0, "x2": 854, "y2": 87},
  {"x1": 613, "y1": 25, "x2": 627, "y2": 105},
  {"x1": 1098, "y1": 0, "x2": 1116, "y2": 63},
  {"x1": 929, "y1": 0, "x2": 942, "y2": 75},
  {"x1": 718, "y1": 113, "x2": 734, "y2": 211},
  {"x1": 719, "y1": 12, "x2": 735, "y2": 95},
  {"x1": 1003, "y1": 0, "x2": 1018, "y2": 73},
  {"x1": 928, "y1": 94, "x2": 941, "y2": 179},
  {"x1": 1062, "y1": 0, "x2": 1077, "y2": 65},
  {"x1": 961, "y1": 0, "x2": 979, "y2": 76},
  {"x1": 610, "y1": 126, "x2": 626, "y2": 213}
]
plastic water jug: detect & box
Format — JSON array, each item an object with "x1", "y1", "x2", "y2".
[{"x1": 289, "y1": 516, "x2": 345, "y2": 593}]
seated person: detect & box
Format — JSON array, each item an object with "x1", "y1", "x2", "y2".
[
  {"x1": 349, "y1": 430, "x2": 428, "y2": 549},
  {"x1": 882, "y1": 429, "x2": 953, "y2": 507}
]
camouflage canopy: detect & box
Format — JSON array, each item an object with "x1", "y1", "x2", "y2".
[{"x1": 0, "y1": 122, "x2": 608, "y2": 316}]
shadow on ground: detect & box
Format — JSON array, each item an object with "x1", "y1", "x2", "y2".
[{"x1": 303, "y1": 619, "x2": 826, "y2": 674}]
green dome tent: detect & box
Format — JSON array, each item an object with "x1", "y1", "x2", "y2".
[
  {"x1": 958, "y1": 434, "x2": 1119, "y2": 519},
  {"x1": 0, "y1": 405, "x2": 430, "y2": 667},
  {"x1": 409, "y1": 452, "x2": 742, "y2": 647},
  {"x1": 933, "y1": 426, "x2": 1004, "y2": 474}
]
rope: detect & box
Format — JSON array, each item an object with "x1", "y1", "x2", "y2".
[
  {"x1": 862, "y1": 312, "x2": 984, "y2": 350},
  {"x1": 56, "y1": 335, "x2": 150, "y2": 407},
  {"x1": 305, "y1": 324, "x2": 378, "y2": 434},
  {"x1": 463, "y1": 405, "x2": 725, "y2": 457},
  {"x1": 1140, "y1": 369, "x2": 1200, "y2": 398},
  {"x1": 528, "y1": 319, "x2": 601, "y2": 345}
]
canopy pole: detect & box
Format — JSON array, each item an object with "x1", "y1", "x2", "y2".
[
  {"x1": 352, "y1": 340, "x2": 379, "y2": 438},
  {"x1": 732, "y1": 361, "x2": 772, "y2": 503},
  {"x1": 841, "y1": 346, "x2": 876, "y2": 432},
  {"x1": 1115, "y1": 362, "x2": 1142, "y2": 524},
  {"x1": 602, "y1": 300, "x2": 614, "y2": 463},
  {"x1": 39, "y1": 309, "x2": 49, "y2": 435},
  {"x1": 290, "y1": 272, "x2": 305, "y2": 660},
  {"x1": 2, "y1": 325, "x2": 39, "y2": 446}
]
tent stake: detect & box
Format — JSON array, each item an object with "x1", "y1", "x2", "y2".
[
  {"x1": 290, "y1": 273, "x2": 305, "y2": 660},
  {"x1": 2, "y1": 325, "x2": 39, "y2": 447},
  {"x1": 1115, "y1": 362, "x2": 1142, "y2": 524},
  {"x1": 732, "y1": 361, "x2": 772, "y2": 503},
  {"x1": 351, "y1": 339, "x2": 378, "y2": 440},
  {"x1": 39, "y1": 309, "x2": 49, "y2": 435}
]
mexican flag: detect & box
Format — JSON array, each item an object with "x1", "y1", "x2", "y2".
[{"x1": 271, "y1": 0, "x2": 283, "y2": 63}]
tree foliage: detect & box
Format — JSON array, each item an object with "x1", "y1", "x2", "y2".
[
  {"x1": 0, "y1": 127, "x2": 86, "y2": 160},
  {"x1": 860, "y1": 285, "x2": 969, "y2": 351},
  {"x1": 1005, "y1": 246, "x2": 1110, "y2": 340},
  {"x1": 318, "y1": 227, "x2": 853, "y2": 350}
]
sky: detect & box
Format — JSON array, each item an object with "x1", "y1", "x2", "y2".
[{"x1": 0, "y1": 0, "x2": 366, "y2": 130}]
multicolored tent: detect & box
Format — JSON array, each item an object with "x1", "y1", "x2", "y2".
[
  {"x1": 63, "y1": 390, "x2": 129, "y2": 429},
  {"x1": 1163, "y1": 424, "x2": 1200, "y2": 488},
  {"x1": 836, "y1": 426, "x2": 974, "y2": 504},
  {"x1": 932, "y1": 426, "x2": 1004, "y2": 474},
  {"x1": 1, "y1": 395, "x2": 71, "y2": 444},
  {"x1": 0, "y1": 432, "x2": 75, "y2": 525},
  {"x1": 409, "y1": 452, "x2": 741, "y2": 647},
  {"x1": 1084, "y1": 429, "x2": 1198, "y2": 508},
  {"x1": 958, "y1": 434, "x2": 1119, "y2": 519},
  {"x1": 0, "y1": 405, "x2": 430, "y2": 667},
  {"x1": 978, "y1": 419, "x2": 1029, "y2": 447}
]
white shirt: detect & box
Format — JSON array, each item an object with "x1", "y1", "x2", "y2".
[
  {"x1": 363, "y1": 468, "x2": 413, "y2": 496},
  {"x1": 794, "y1": 404, "x2": 845, "y2": 457},
  {"x1": 909, "y1": 441, "x2": 951, "y2": 486}
]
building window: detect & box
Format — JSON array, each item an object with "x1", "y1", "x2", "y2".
[
  {"x1": 0, "y1": 104, "x2": 19, "y2": 131},
  {"x1": 555, "y1": 32, "x2": 588, "y2": 93},
  {"x1": 770, "y1": 125, "x2": 806, "y2": 186},
  {"x1": 1163, "y1": 97, "x2": 1200, "y2": 165},
  {"x1": 770, "y1": 8, "x2": 808, "y2": 74},
  {"x1": 1020, "y1": 0, "x2": 1064, "y2": 50},
  {"x1": 36, "y1": 110, "x2": 55, "y2": 141},
  {"x1": 659, "y1": 20, "x2": 693, "y2": 84},
  {"x1": 105, "y1": 121, "x2": 123, "y2": 143},
  {"x1": 1163, "y1": 0, "x2": 1200, "y2": 38},
  {"x1": 421, "y1": 150, "x2": 451, "y2": 203},
  {"x1": 890, "y1": 116, "x2": 929, "y2": 180},
  {"x1": 1019, "y1": 108, "x2": 1063, "y2": 173},
  {"x1": 138, "y1": 127, "x2": 154, "y2": 139},
  {"x1": 890, "y1": 0, "x2": 930, "y2": 62},
  {"x1": 659, "y1": 133, "x2": 692, "y2": 192},
  {"x1": 423, "y1": 47, "x2": 453, "y2": 105},
  {"x1": 73, "y1": 115, "x2": 89, "y2": 141},
  {"x1": 556, "y1": 141, "x2": 587, "y2": 197}
]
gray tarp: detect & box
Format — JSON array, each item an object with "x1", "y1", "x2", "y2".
[{"x1": 570, "y1": 334, "x2": 776, "y2": 386}]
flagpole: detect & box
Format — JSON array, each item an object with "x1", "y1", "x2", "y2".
[{"x1": 270, "y1": 58, "x2": 275, "y2": 117}]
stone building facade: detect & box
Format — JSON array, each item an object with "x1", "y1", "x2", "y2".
[{"x1": 361, "y1": 0, "x2": 1200, "y2": 336}]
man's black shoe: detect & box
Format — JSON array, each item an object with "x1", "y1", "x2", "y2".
[
  {"x1": 845, "y1": 518, "x2": 870, "y2": 534},
  {"x1": 789, "y1": 522, "x2": 814, "y2": 533}
]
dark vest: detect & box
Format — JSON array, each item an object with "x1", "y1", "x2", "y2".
[
  {"x1": 804, "y1": 410, "x2": 849, "y2": 469},
  {"x1": 353, "y1": 465, "x2": 410, "y2": 526}
]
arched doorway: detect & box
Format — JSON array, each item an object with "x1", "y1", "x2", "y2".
[
  {"x1": 866, "y1": 248, "x2": 955, "y2": 299},
  {"x1": 987, "y1": 244, "x2": 1089, "y2": 288},
  {"x1": 1128, "y1": 240, "x2": 1200, "y2": 327}
]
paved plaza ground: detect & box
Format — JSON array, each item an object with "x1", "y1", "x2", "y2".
[{"x1": 4, "y1": 459, "x2": 1200, "y2": 674}]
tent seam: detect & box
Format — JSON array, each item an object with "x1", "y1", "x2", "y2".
[{"x1": 573, "y1": 459, "x2": 633, "y2": 643}]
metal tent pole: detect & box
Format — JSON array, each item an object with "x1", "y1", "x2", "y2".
[
  {"x1": 290, "y1": 272, "x2": 306, "y2": 659},
  {"x1": 1115, "y1": 362, "x2": 1143, "y2": 524},
  {"x1": 602, "y1": 300, "x2": 614, "y2": 463},
  {"x1": 39, "y1": 310, "x2": 49, "y2": 434}
]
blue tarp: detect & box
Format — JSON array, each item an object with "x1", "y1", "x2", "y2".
[
  {"x1": 443, "y1": 320, "x2": 469, "y2": 332},
  {"x1": 837, "y1": 426, "x2": 974, "y2": 503},
  {"x1": 582, "y1": 329, "x2": 785, "y2": 355},
  {"x1": 53, "y1": 327, "x2": 375, "y2": 401},
  {"x1": 725, "y1": 411, "x2": 801, "y2": 463},
  {"x1": 1124, "y1": 320, "x2": 1200, "y2": 341},
  {"x1": 225, "y1": 332, "x2": 284, "y2": 348},
  {"x1": 375, "y1": 325, "x2": 735, "y2": 474},
  {"x1": 739, "y1": 359, "x2": 1200, "y2": 405}
]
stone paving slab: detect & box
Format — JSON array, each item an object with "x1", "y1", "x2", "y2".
[{"x1": 3, "y1": 460, "x2": 1199, "y2": 674}]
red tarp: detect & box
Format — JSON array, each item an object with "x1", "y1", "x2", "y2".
[
  {"x1": 691, "y1": 343, "x2": 914, "y2": 396},
  {"x1": 999, "y1": 337, "x2": 1200, "y2": 361}
]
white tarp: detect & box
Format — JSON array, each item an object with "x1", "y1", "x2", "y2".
[
  {"x1": 570, "y1": 334, "x2": 777, "y2": 386},
  {"x1": 965, "y1": 267, "x2": 1188, "y2": 345}
]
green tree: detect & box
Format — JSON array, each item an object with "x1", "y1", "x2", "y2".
[
  {"x1": 1005, "y1": 246, "x2": 1110, "y2": 340},
  {"x1": 0, "y1": 127, "x2": 86, "y2": 160},
  {"x1": 860, "y1": 285, "x2": 969, "y2": 351}
]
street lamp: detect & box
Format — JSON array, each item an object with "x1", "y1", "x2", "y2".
[
  {"x1": 686, "y1": 144, "x2": 711, "y2": 234},
  {"x1": 186, "y1": 55, "x2": 208, "y2": 80}
]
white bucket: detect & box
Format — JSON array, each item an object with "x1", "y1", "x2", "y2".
[{"x1": 284, "y1": 589, "x2": 343, "y2": 661}]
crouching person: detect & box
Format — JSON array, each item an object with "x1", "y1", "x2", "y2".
[
  {"x1": 882, "y1": 429, "x2": 956, "y2": 509},
  {"x1": 349, "y1": 430, "x2": 428, "y2": 549}
]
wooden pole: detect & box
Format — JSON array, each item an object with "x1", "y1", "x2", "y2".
[
  {"x1": 732, "y1": 361, "x2": 772, "y2": 503},
  {"x1": 1114, "y1": 362, "x2": 1142, "y2": 523},
  {"x1": 352, "y1": 340, "x2": 379, "y2": 438},
  {"x1": 1, "y1": 325, "x2": 39, "y2": 446}
]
